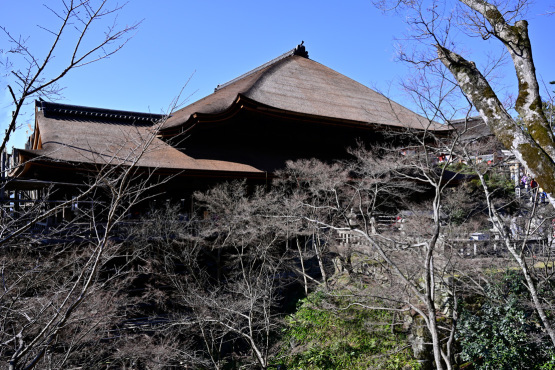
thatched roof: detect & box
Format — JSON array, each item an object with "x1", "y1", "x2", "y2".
[
  {"x1": 163, "y1": 46, "x2": 448, "y2": 132},
  {"x1": 15, "y1": 102, "x2": 262, "y2": 176},
  {"x1": 14, "y1": 46, "x2": 453, "y2": 179},
  {"x1": 448, "y1": 116, "x2": 493, "y2": 142}
]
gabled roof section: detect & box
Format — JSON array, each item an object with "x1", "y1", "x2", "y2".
[
  {"x1": 162, "y1": 44, "x2": 447, "y2": 132},
  {"x1": 14, "y1": 101, "x2": 263, "y2": 176}
]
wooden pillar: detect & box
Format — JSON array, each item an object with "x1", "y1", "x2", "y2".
[{"x1": 14, "y1": 190, "x2": 20, "y2": 214}]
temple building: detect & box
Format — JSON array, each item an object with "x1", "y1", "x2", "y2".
[{"x1": 3, "y1": 44, "x2": 452, "y2": 216}]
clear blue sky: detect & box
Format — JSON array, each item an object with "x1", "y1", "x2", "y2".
[{"x1": 1, "y1": 0, "x2": 554, "y2": 147}]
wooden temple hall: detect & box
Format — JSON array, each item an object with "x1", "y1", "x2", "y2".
[{"x1": 2, "y1": 43, "x2": 451, "y2": 221}]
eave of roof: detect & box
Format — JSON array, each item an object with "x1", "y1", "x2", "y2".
[
  {"x1": 161, "y1": 94, "x2": 453, "y2": 140},
  {"x1": 12, "y1": 147, "x2": 265, "y2": 179}
]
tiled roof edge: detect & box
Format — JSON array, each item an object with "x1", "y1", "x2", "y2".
[{"x1": 36, "y1": 100, "x2": 167, "y2": 123}]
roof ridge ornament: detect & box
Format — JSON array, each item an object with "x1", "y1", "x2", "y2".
[{"x1": 293, "y1": 41, "x2": 308, "y2": 58}]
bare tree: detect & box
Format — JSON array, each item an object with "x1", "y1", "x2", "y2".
[
  {"x1": 376, "y1": 0, "x2": 555, "y2": 204},
  {"x1": 271, "y1": 51, "x2": 520, "y2": 368},
  {"x1": 160, "y1": 182, "x2": 290, "y2": 369},
  {"x1": 276, "y1": 138, "x2": 470, "y2": 369},
  {"x1": 375, "y1": 0, "x2": 555, "y2": 357},
  {"x1": 274, "y1": 159, "x2": 352, "y2": 290},
  {"x1": 458, "y1": 134, "x2": 555, "y2": 347},
  {"x1": 0, "y1": 4, "x2": 211, "y2": 365},
  {"x1": 1, "y1": 0, "x2": 140, "y2": 154},
  {"x1": 1, "y1": 118, "x2": 181, "y2": 368}
]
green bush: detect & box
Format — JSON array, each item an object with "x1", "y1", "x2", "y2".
[
  {"x1": 457, "y1": 271, "x2": 554, "y2": 369},
  {"x1": 275, "y1": 292, "x2": 420, "y2": 369}
]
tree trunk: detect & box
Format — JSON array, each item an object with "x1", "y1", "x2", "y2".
[
  {"x1": 314, "y1": 233, "x2": 328, "y2": 290},
  {"x1": 438, "y1": 0, "x2": 555, "y2": 206},
  {"x1": 474, "y1": 165, "x2": 555, "y2": 347},
  {"x1": 296, "y1": 236, "x2": 309, "y2": 295}
]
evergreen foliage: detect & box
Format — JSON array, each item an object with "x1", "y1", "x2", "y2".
[
  {"x1": 276, "y1": 292, "x2": 420, "y2": 369},
  {"x1": 458, "y1": 271, "x2": 555, "y2": 369}
]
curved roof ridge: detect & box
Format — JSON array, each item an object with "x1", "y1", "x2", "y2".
[
  {"x1": 214, "y1": 43, "x2": 308, "y2": 92},
  {"x1": 242, "y1": 55, "x2": 298, "y2": 98}
]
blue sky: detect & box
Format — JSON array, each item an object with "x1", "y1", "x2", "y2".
[{"x1": 1, "y1": 0, "x2": 554, "y2": 147}]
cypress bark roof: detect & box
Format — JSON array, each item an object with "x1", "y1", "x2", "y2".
[
  {"x1": 17, "y1": 104, "x2": 262, "y2": 175},
  {"x1": 14, "y1": 46, "x2": 452, "y2": 179},
  {"x1": 162, "y1": 50, "x2": 448, "y2": 132}
]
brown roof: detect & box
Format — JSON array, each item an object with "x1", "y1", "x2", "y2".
[
  {"x1": 163, "y1": 52, "x2": 448, "y2": 132},
  {"x1": 448, "y1": 116, "x2": 493, "y2": 142},
  {"x1": 16, "y1": 47, "x2": 451, "y2": 178},
  {"x1": 21, "y1": 108, "x2": 262, "y2": 174}
]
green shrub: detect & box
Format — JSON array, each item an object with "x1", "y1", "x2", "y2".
[
  {"x1": 458, "y1": 271, "x2": 554, "y2": 369},
  {"x1": 275, "y1": 292, "x2": 420, "y2": 369}
]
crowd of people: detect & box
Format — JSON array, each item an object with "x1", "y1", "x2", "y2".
[{"x1": 520, "y1": 174, "x2": 548, "y2": 203}]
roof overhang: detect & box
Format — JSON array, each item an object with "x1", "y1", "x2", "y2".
[
  {"x1": 159, "y1": 94, "x2": 454, "y2": 138},
  {"x1": 10, "y1": 149, "x2": 266, "y2": 181}
]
